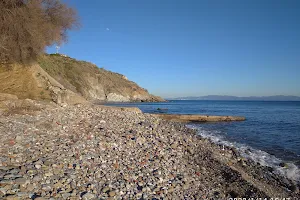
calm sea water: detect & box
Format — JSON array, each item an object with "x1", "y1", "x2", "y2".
[{"x1": 106, "y1": 100, "x2": 300, "y2": 180}]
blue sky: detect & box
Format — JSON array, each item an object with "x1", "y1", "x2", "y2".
[{"x1": 47, "y1": 0, "x2": 300, "y2": 98}]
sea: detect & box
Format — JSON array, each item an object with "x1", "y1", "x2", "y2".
[{"x1": 106, "y1": 100, "x2": 300, "y2": 181}]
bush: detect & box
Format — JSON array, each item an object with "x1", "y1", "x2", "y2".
[{"x1": 0, "y1": 0, "x2": 79, "y2": 63}]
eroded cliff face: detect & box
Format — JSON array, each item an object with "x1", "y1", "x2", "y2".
[
  {"x1": 37, "y1": 54, "x2": 164, "y2": 102},
  {"x1": 0, "y1": 63, "x2": 86, "y2": 105},
  {"x1": 0, "y1": 54, "x2": 164, "y2": 104}
]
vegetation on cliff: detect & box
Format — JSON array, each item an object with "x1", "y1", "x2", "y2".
[
  {"x1": 0, "y1": 54, "x2": 164, "y2": 103},
  {"x1": 37, "y1": 54, "x2": 164, "y2": 102}
]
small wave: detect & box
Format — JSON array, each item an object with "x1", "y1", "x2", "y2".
[{"x1": 187, "y1": 124, "x2": 300, "y2": 182}]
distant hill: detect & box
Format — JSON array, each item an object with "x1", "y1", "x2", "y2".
[{"x1": 169, "y1": 95, "x2": 300, "y2": 101}]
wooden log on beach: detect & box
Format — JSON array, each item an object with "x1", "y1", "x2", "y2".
[{"x1": 151, "y1": 113, "x2": 245, "y2": 123}]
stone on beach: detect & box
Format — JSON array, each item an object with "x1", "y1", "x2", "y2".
[{"x1": 0, "y1": 101, "x2": 298, "y2": 199}]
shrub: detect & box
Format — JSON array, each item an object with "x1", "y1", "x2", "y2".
[{"x1": 0, "y1": 0, "x2": 79, "y2": 63}]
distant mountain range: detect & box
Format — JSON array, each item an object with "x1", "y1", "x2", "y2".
[{"x1": 168, "y1": 95, "x2": 300, "y2": 101}]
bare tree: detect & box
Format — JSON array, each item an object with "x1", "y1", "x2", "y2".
[{"x1": 0, "y1": 0, "x2": 79, "y2": 63}]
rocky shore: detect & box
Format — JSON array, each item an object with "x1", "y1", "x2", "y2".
[
  {"x1": 151, "y1": 114, "x2": 245, "y2": 123},
  {"x1": 0, "y1": 100, "x2": 299, "y2": 199}
]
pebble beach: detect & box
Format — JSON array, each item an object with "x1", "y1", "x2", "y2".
[{"x1": 0, "y1": 101, "x2": 299, "y2": 199}]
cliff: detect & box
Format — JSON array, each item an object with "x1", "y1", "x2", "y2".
[
  {"x1": 0, "y1": 54, "x2": 164, "y2": 104},
  {"x1": 37, "y1": 54, "x2": 164, "y2": 102},
  {"x1": 0, "y1": 62, "x2": 86, "y2": 104}
]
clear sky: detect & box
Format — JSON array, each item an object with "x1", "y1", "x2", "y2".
[{"x1": 47, "y1": 0, "x2": 300, "y2": 98}]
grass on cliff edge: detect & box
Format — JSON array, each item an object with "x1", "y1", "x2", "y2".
[{"x1": 37, "y1": 54, "x2": 148, "y2": 99}]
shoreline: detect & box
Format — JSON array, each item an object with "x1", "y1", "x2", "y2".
[
  {"x1": 189, "y1": 123, "x2": 300, "y2": 182},
  {"x1": 0, "y1": 100, "x2": 299, "y2": 199}
]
